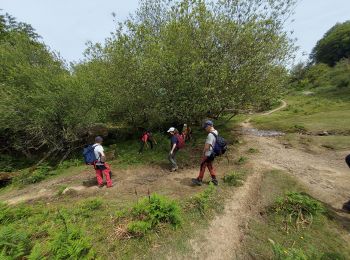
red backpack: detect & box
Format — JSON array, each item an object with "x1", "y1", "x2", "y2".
[{"x1": 176, "y1": 134, "x2": 185, "y2": 149}]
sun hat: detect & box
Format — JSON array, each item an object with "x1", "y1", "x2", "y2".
[{"x1": 167, "y1": 127, "x2": 176, "y2": 133}]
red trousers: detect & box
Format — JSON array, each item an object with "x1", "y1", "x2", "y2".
[
  {"x1": 94, "y1": 162, "x2": 112, "y2": 187},
  {"x1": 198, "y1": 156, "x2": 216, "y2": 180}
]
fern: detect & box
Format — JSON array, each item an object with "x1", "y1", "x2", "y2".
[{"x1": 0, "y1": 225, "x2": 31, "y2": 259}]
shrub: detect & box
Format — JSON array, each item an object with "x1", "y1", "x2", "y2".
[
  {"x1": 223, "y1": 171, "x2": 245, "y2": 187},
  {"x1": 0, "y1": 225, "x2": 31, "y2": 259},
  {"x1": 49, "y1": 226, "x2": 95, "y2": 260},
  {"x1": 192, "y1": 183, "x2": 217, "y2": 215},
  {"x1": 47, "y1": 211, "x2": 95, "y2": 259},
  {"x1": 274, "y1": 192, "x2": 325, "y2": 229},
  {"x1": 13, "y1": 164, "x2": 54, "y2": 185},
  {"x1": 127, "y1": 221, "x2": 152, "y2": 236},
  {"x1": 130, "y1": 193, "x2": 182, "y2": 230}
]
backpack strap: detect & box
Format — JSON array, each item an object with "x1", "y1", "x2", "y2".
[{"x1": 209, "y1": 132, "x2": 218, "y2": 148}]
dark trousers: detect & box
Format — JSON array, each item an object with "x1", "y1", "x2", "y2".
[
  {"x1": 346, "y1": 154, "x2": 350, "y2": 168},
  {"x1": 139, "y1": 140, "x2": 153, "y2": 153}
]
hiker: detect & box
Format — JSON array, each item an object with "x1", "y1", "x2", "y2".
[
  {"x1": 139, "y1": 130, "x2": 157, "y2": 154},
  {"x1": 192, "y1": 120, "x2": 219, "y2": 186},
  {"x1": 93, "y1": 136, "x2": 113, "y2": 188},
  {"x1": 182, "y1": 124, "x2": 192, "y2": 142},
  {"x1": 167, "y1": 127, "x2": 184, "y2": 172},
  {"x1": 346, "y1": 154, "x2": 350, "y2": 168}
]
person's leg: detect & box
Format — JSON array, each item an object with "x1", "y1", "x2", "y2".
[
  {"x1": 168, "y1": 151, "x2": 178, "y2": 170},
  {"x1": 207, "y1": 159, "x2": 218, "y2": 185},
  {"x1": 198, "y1": 157, "x2": 208, "y2": 180},
  {"x1": 149, "y1": 140, "x2": 153, "y2": 149},
  {"x1": 346, "y1": 154, "x2": 350, "y2": 168},
  {"x1": 95, "y1": 169, "x2": 103, "y2": 186},
  {"x1": 103, "y1": 163, "x2": 113, "y2": 188},
  {"x1": 139, "y1": 141, "x2": 145, "y2": 153}
]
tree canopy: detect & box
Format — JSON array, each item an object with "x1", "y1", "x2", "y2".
[
  {"x1": 311, "y1": 21, "x2": 350, "y2": 66},
  {"x1": 0, "y1": 0, "x2": 296, "y2": 163}
]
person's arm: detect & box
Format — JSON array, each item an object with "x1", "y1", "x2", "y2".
[
  {"x1": 203, "y1": 143, "x2": 210, "y2": 156},
  {"x1": 98, "y1": 146, "x2": 106, "y2": 162},
  {"x1": 170, "y1": 143, "x2": 177, "y2": 154}
]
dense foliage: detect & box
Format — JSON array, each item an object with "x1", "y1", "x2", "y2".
[
  {"x1": 1, "y1": 0, "x2": 296, "y2": 163},
  {"x1": 290, "y1": 59, "x2": 350, "y2": 89},
  {"x1": 311, "y1": 21, "x2": 350, "y2": 66}
]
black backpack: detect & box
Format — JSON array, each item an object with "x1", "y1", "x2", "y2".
[{"x1": 210, "y1": 132, "x2": 227, "y2": 156}]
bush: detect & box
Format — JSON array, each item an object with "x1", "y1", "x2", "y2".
[
  {"x1": 129, "y1": 194, "x2": 182, "y2": 232},
  {"x1": 0, "y1": 225, "x2": 32, "y2": 259},
  {"x1": 274, "y1": 192, "x2": 325, "y2": 228},
  {"x1": 192, "y1": 183, "x2": 217, "y2": 215},
  {"x1": 13, "y1": 164, "x2": 54, "y2": 185},
  {"x1": 48, "y1": 226, "x2": 95, "y2": 260},
  {"x1": 223, "y1": 171, "x2": 245, "y2": 187},
  {"x1": 127, "y1": 221, "x2": 152, "y2": 236}
]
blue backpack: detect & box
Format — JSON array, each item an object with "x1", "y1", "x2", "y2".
[
  {"x1": 210, "y1": 132, "x2": 227, "y2": 156},
  {"x1": 83, "y1": 144, "x2": 97, "y2": 165}
]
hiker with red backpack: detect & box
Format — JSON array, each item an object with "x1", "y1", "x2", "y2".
[
  {"x1": 83, "y1": 136, "x2": 113, "y2": 188},
  {"x1": 167, "y1": 127, "x2": 185, "y2": 172},
  {"x1": 139, "y1": 130, "x2": 157, "y2": 154},
  {"x1": 192, "y1": 120, "x2": 227, "y2": 186}
]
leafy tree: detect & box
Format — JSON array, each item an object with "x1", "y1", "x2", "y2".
[{"x1": 311, "y1": 21, "x2": 350, "y2": 66}]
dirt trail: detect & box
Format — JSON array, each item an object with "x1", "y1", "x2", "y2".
[
  {"x1": 245, "y1": 127, "x2": 350, "y2": 209},
  {"x1": 188, "y1": 171, "x2": 263, "y2": 260}
]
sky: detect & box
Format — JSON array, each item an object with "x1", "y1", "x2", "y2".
[{"x1": 1, "y1": 0, "x2": 349, "y2": 64}]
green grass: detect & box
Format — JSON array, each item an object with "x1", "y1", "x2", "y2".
[
  {"x1": 242, "y1": 170, "x2": 350, "y2": 259},
  {"x1": 0, "y1": 183, "x2": 228, "y2": 259},
  {"x1": 251, "y1": 87, "x2": 350, "y2": 151},
  {"x1": 252, "y1": 87, "x2": 350, "y2": 135}
]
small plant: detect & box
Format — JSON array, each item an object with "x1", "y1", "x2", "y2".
[
  {"x1": 127, "y1": 221, "x2": 152, "y2": 236},
  {"x1": 0, "y1": 225, "x2": 32, "y2": 259},
  {"x1": 43, "y1": 211, "x2": 96, "y2": 259},
  {"x1": 0, "y1": 202, "x2": 33, "y2": 224},
  {"x1": 293, "y1": 124, "x2": 307, "y2": 133},
  {"x1": 235, "y1": 156, "x2": 248, "y2": 165},
  {"x1": 80, "y1": 198, "x2": 103, "y2": 211},
  {"x1": 247, "y1": 148, "x2": 259, "y2": 154},
  {"x1": 274, "y1": 192, "x2": 325, "y2": 230},
  {"x1": 223, "y1": 171, "x2": 245, "y2": 187},
  {"x1": 57, "y1": 159, "x2": 81, "y2": 170},
  {"x1": 120, "y1": 193, "x2": 183, "y2": 237},
  {"x1": 57, "y1": 185, "x2": 67, "y2": 196},
  {"x1": 269, "y1": 239, "x2": 308, "y2": 260},
  {"x1": 13, "y1": 164, "x2": 55, "y2": 185},
  {"x1": 191, "y1": 183, "x2": 216, "y2": 215}
]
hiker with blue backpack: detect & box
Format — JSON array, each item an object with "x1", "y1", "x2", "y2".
[
  {"x1": 83, "y1": 136, "x2": 113, "y2": 188},
  {"x1": 192, "y1": 120, "x2": 227, "y2": 186}
]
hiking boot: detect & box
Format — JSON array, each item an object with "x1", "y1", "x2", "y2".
[
  {"x1": 192, "y1": 178, "x2": 202, "y2": 186},
  {"x1": 170, "y1": 167, "x2": 178, "y2": 172},
  {"x1": 98, "y1": 184, "x2": 104, "y2": 188},
  {"x1": 210, "y1": 178, "x2": 218, "y2": 186}
]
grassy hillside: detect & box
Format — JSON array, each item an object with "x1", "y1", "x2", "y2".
[{"x1": 252, "y1": 87, "x2": 350, "y2": 151}]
